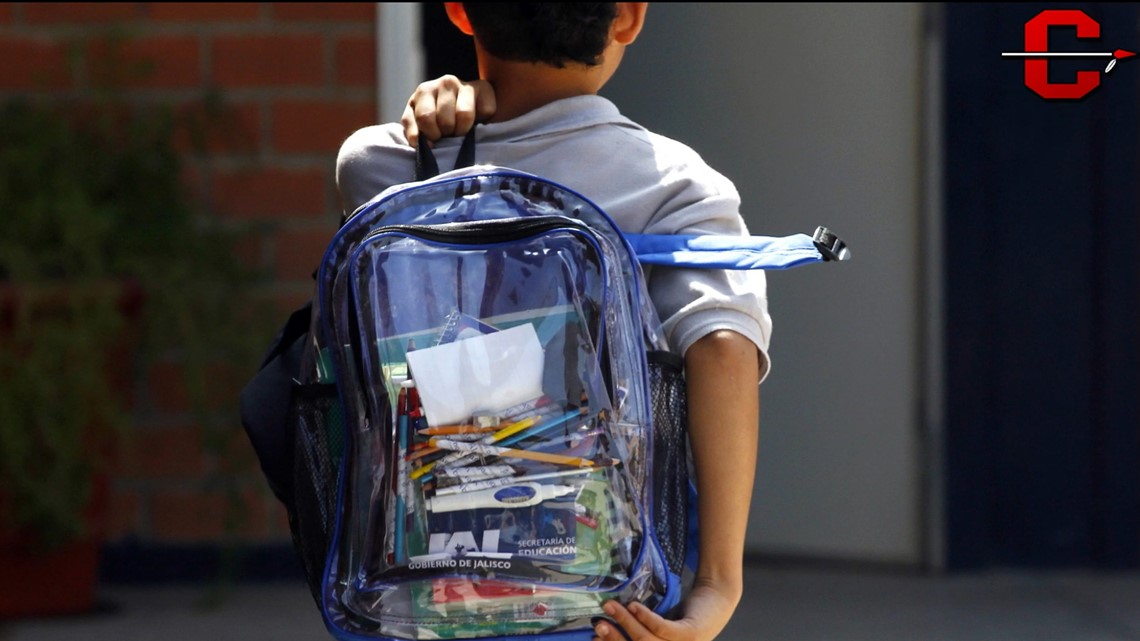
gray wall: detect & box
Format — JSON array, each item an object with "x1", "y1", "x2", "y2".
[{"x1": 602, "y1": 3, "x2": 926, "y2": 565}]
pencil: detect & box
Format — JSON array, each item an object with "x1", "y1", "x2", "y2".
[
  {"x1": 421, "y1": 415, "x2": 540, "y2": 473},
  {"x1": 427, "y1": 438, "x2": 600, "y2": 468},
  {"x1": 415, "y1": 423, "x2": 500, "y2": 436}
]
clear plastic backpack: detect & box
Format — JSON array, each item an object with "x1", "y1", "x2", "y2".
[{"x1": 242, "y1": 132, "x2": 849, "y2": 641}]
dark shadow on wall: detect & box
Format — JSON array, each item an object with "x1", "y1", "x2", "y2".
[{"x1": 943, "y1": 2, "x2": 1140, "y2": 570}]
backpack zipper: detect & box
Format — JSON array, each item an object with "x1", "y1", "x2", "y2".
[{"x1": 362, "y1": 215, "x2": 592, "y2": 245}]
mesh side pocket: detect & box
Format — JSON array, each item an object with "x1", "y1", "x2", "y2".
[
  {"x1": 287, "y1": 382, "x2": 345, "y2": 606},
  {"x1": 647, "y1": 350, "x2": 689, "y2": 577}
]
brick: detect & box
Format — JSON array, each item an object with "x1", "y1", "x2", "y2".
[
  {"x1": 24, "y1": 2, "x2": 138, "y2": 24},
  {"x1": 202, "y1": 361, "x2": 245, "y2": 413},
  {"x1": 212, "y1": 35, "x2": 324, "y2": 88},
  {"x1": 272, "y1": 289, "x2": 316, "y2": 316},
  {"x1": 216, "y1": 426, "x2": 262, "y2": 478},
  {"x1": 172, "y1": 101, "x2": 260, "y2": 155},
  {"x1": 272, "y1": 2, "x2": 374, "y2": 21},
  {"x1": 273, "y1": 227, "x2": 335, "y2": 281},
  {"x1": 266, "y1": 501, "x2": 292, "y2": 538},
  {"x1": 150, "y1": 486, "x2": 272, "y2": 541},
  {"x1": 0, "y1": 4, "x2": 12, "y2": 24},
  {"x1": 149, "y1": 490, "x2": 228, "y2": 541},
  {"x1": 0, "y1": 38, "x2": 71, "y2": 90},
  {"x1": 335, "y1": 34, "x2": 377, "y2": 89},
  {"x1": 180, "y1": 165, "x2": 208, "y2": 206},
  {"x1": 231, "y1": 229, "x2": 270, "y2": 272},
  {"x1": 104, "y1": 488, "x2": 142, "y2": 541},
  {"x1": 231, "y1": 487, "x2": 271, "y2": 539},
  {"x1": 147, "y1": 2, "x2": 261, "y2": 21},
  {"x1": 127, "y1": 425, "x2": 208, "y2": 480},
  {"x1": 212, "y1": 167, "x2": 328, "y2": 219},
  {"x1": 88, "y1": 36, "x2": 201, "y2": 89},
  {"x1": 147, "y1": 360, "x2": 189, "y2": 414},
  {"x1": 272, "y1": 99, "x2": 375, "y2": 153},
  {"x1": 144, "y1": 355, "x2": 249, "y2": 418}
]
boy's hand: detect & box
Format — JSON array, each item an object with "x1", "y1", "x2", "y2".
[
  {"x1": 402, "y1": 75, "x2": 496, "y2": 148},
  {"x1": 593, "y1": 582, "x2": 741, "y2": 641}
]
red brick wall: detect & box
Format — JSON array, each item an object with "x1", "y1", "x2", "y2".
[{"x1": 0, "y1": 2, "x2": 378, "y2": 552}]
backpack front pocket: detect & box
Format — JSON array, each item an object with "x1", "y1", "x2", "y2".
[{"x1": 328, "y1": 217, "x2": 656, "y2": 637}]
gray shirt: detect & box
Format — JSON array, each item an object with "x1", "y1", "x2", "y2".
[{"x1": 336, "y1": 95, "x2": 772, "y2": 380}]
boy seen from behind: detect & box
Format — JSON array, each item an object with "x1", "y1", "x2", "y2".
[{"x1": 337, "y1": 4, "x2": 769, "y2": 640}]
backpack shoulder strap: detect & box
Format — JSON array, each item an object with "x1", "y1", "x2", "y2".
[{"x1": 624, "y1": 226, "x2": 850, "y2": 270}]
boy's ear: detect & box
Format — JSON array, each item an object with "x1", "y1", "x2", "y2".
[
  {"x1": 444, "y1": 2, "x2": 474, "y2": 36},
  {"x1": 612, "y1": 3, "x2": 648, "y2": 45}
]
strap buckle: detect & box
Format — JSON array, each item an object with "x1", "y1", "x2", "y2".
[{"x1": 813, "y1": 226, "x2": 851, "y2": 261}]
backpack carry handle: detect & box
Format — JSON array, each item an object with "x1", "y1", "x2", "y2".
[{"x1": 415, "y1": 125, "x2": 478, "y2": 181}]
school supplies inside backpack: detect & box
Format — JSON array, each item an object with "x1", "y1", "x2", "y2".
[{"x1": 240, "y1": 129, "x2": 849, "y2": 640}]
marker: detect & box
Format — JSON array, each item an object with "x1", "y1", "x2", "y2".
[
  {"x1": 426, "y1": 482, "x2": 577, "y2": 513},
  {"x1": 434, "y1": 467, "x2": 599, "y2": 497},
  {"x1": 427, "y1": 438, "x2": 602, "y2": 468}
]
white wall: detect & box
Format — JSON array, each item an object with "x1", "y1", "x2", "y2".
[{"x1": 602, "y1": 3, "x2": 926, "y2": 564}]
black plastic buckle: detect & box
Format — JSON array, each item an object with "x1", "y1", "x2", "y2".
[{"x1": 813, "y1": 226, "x2": 851, "y2": 261}]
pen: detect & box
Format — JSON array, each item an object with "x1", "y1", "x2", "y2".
[
  {"x1": 393, "y1": 378, "x2": 411, "y2": 563},
  {"x1": 496, "y1": 409, "x2": 588, "y2": 448}
]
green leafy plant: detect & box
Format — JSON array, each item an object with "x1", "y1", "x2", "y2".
[{"x1": 0, "y1": 82, "x2": 270, "y2": 550}]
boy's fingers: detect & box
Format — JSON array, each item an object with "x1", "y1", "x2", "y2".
[
  {"x1": 628, "y1": 602, "x2": 676, "y2": 639},
  {"x1": 594, "y1": 621, "x2": 635, "y2": 641},
  {"x1": 600, "y1": 602, "x2": 653, "y2": 641},
  {"x1": 453, "y1": 83, "x2": 476, "y2": 135},
  {"x1": 412, "y1": 98, "x2": 442, "y2": 144},
  {"x1": 400, "y1": 106, "x2": 420, "y2": 148},
  {"x1": 471, "y1": 79, "x2": 497, "y2": 120},
  {"x1": 433, "y1": 84, "x2": 458, "y2": 137}
]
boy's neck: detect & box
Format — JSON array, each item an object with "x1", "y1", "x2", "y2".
[{"x1": 480, "y1": 57, "x2": 609, "y2": 122}]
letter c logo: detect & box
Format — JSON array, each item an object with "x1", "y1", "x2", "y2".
[{"x1": 1024, "y1": 9, "x2": 1101, "y2": 100}]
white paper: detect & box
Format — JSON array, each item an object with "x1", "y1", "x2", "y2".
[{"x1": 406, "y1": 323, "x2": 545, "y2": 426}]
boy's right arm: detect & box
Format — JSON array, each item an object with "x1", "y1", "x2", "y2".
[{"x1": 402, "y1": 75, "x2": 496, "y2": 148}]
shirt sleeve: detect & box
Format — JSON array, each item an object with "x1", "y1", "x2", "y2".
[
  {"x1": 639, "y1": 151, "x2": 774, "y2": 383},
  {"x1": 335, "y1": 124, "x2": 417, "y2": 217}
]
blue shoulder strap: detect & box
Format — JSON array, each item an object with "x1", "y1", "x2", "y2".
[{"x1": 625, "y1": 226, "x2": 850, "y2": 270}]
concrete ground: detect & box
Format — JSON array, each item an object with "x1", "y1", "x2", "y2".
[{"x1": 2, "y1": 564, "x2": 1139, "y2": 641}]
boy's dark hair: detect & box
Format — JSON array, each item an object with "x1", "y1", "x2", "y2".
[{"x1": 461, "y1": 3, "x2": 618, "y2": 68}]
